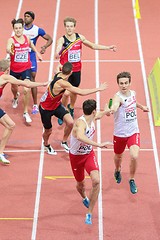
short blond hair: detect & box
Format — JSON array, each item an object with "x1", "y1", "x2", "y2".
[
  {"x1": 0, "y1": 59, "x2": 10, "y2": 72},
  {"x1": 64, "y1": 17, "x2": 76, "y2": 27}
]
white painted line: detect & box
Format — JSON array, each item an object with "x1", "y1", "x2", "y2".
[
  {"x1": 94, "y1": 1, "x2": 104, "y2": 239},
  {"x1": 37, "y1": 59, "x2": 141, "y2": 63},
  {"x1": 31, "y1": 1, "x2": 61, "y2": 239},
  {"x1": 132, "y1": 0, "x2": 160, "y2": 192}
]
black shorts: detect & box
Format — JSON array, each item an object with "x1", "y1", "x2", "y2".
[
  {"x1": 10, "y1": 69, "x2": 31, "y2": 80},
  {"x1": 68, "y1": 71, "x2": 81, "y2": 87},
  {"x1": 39, "y1": 104, "x2": 69, "y2": 129},
  {"x1": 0, "y1": 108, "x2": 6, "y2": 118}
]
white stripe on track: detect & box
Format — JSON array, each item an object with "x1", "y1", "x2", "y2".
[
  {"x1": 132, "y1": 0, "x2": 160, "y2": 192},
  {"x1": 31, "y1": 1, "x2": 61, "y2": 239},
  {"x1": 94, "y1": 1, "x2": 104, "y2": 240}
]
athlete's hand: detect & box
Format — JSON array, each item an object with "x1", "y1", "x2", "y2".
[
  {"x1": 98, "y1": 82, "x2": 108, "y2": 91},
  {"x1": 99, "y1": 141, "x2": 113, "y2": 148},
  {"x1": 37, "y1": 52, "x2": 43, "y2": 61},
  {"x1": 109, "y1": 45, "x2": 117, "y2": 52},
  {"x1": 40, "y1": 46, "x2": 46, "y2": 54},
  {"x1": 142, "y1": 105, "x2": 149, "y2": 112}
]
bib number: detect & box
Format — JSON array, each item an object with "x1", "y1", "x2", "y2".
[
  {"x1": 14, "y1": 51, "x2": 28, "y2": 62},
  {"x1": 125, "y1": 108, "x2": 136, "y2": 122},
  {"x1": 68, "y1": 49, "x2": 80, "y2": 62}
]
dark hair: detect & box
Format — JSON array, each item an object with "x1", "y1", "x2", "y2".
[
  {"x1": 62, "y1": 62, "x2": 73, "y2": 75},
  {"x1": 64, "y1": 17, "x2": 76, "y2": 27},
  {"x1": 11, "y1": 18, "x2": 24, "y2": 28},
  {"x1": 24, "y1": 11, "x2": 35, "y2": 20},
  {"x1": 117, "y1": 71, "x2": 131, "y2": 84},
  {"x1": 83, "y1": 99, "x2": 97, "y2": 115}
]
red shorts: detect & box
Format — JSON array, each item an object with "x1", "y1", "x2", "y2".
[
  {"x1": 69, "y1": 150, "x2": 99, "y2": 182},
  {"x1": 114, "y1": 133, "x2": 140, "y2": 154}
]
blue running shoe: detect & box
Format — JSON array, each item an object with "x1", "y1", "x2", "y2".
[
  {"x1": 114, "y1": 170, "x2": 122, "y2": 184},
  {"x1": 85, "y1": 213, "x2": 92, "y2": 225},
  {"x1": 82, "y1": 197, "x2": 90, "y2": 208},
  {"x1": 31, "y1": 105, "x2": 39, "y2": 114},
  {"x1": 67, "y1": 104, "x2": 74, "y2": 119},
  {"x1": 58, "y1": 118, "x2": 63, "y2": 125},
  {"x1": 129, "y1": 179, "x2": 138, "y2": 194}
]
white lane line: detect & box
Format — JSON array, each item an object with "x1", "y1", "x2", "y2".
[
  {"x1": 37, "y1": 59, "x2": 141, "y2": 63},
  {"x1": 31, "y1": 1, "x2": 61, "y2": 239},
  {"x1": 132, "y1": 0, "x2": 160, "y2": 192},
  {"x1": 94, "y1": 1, "x2": 104, "y2": 239}
]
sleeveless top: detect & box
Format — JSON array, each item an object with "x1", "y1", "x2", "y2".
[
  {"x1": 60, "y1": 33, "x2": 82, "y2": 72},
  {"x1": 0, "y1": 72, "x2": 7, "y2": 97},
  {"x1": 70, "y1": 115, "x2": 95, "y2": 155},
  {"x1": 40, "y1": 73, "x2": 65, "y2": 110},
  {"x1": 113, "y1": 90, "x2": 139, "y2": 137},
  {"x1": 10, "y1": 35, "x2": 31, "y2": 72}
]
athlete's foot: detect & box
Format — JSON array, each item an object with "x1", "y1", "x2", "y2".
[{"x1": 31, "y1": 105, "x2": 39, "y2": 114}]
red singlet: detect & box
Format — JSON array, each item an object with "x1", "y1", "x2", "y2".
[{"x1": 10, "y1": 35, "x2": 31, "y2": 72}]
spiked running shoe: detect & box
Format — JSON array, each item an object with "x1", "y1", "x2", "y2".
[
  {"x1": 129, "y1": 179, "x2": 138, "y2": 194},
  {"x1": 44, "y1": 144, "x2": 57, "y2": 155},
  {"x1": 85, "y1": 213, "x2": 92, "y2": 225},
  {"x1": 67, "y1": 104, "x2": 74, "y2": 119},
  {"x1": 23, "y1": 112, "x2": 32, "y2": 123},
  {"x1": 0, "y1": 154, "x2": 10, "y2": 165},
  {"x1": 31, "y1": 105, "x2": 39, "y2": 114},
  {"x1": 12, "y1": 92, "x2": 20, "y2": 108},
  {"x1": 82, "y1": 197, "x2": 90, "y2": 208},
  {"x1": 61, "y1": 142, "x2": 69, "y2": 153},
  {"x1": 114, "y1": 170, "x2": 122, "y2": 184}
]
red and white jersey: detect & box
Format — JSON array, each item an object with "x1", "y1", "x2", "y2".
[
  {"x1": 60, "y1": 33, "x2": 82, "y2": 72},
  {"x1": 70, "y1": 115, "x2": 95, "y2": 155},
  {"x1": 0, "y1": 72, "x2": 7, "y2": 97},
  {"x1": 113, "y1": 90, "x2": 139, "y2": 137},
  {"x1": 40, "y1": 73, "x2": 65, "y2": 110},
  {"x1": 10, "y1": 35, "x2": 31, "y2": 72}
]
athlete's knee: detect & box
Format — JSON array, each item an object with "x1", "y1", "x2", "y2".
[
  {"x1": 63, "y1": 90, "x2": 70, "y2": 98},
  {"x1": 130, "y1": 153, "x2": 139, "y2": 162},
  {"x1": 44, "y1": 128, "x2": 52, "y2": 135},
  {"x1": 65, "y1": 117, "x2": 74, "y2": 129},
  {"x1": 8, "y1": 121, "x2": 15, "y2": 131},
  {"x1": 91, "y1": 172, "x2": 100, "y2": 188}
]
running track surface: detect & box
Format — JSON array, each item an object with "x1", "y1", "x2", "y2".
[{"x1": 0, "y1": 1, "x2": 160, "y2": 240}]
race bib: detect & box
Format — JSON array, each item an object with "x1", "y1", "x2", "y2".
[
  {"x1": 68, "y1": 49, "x2": 81, "y2": 62},
  {"x1": 14, "y1": 51, "x2": 28, "y2": 62},
  {"x1": 125, "y1": 107, "x2": 137, "y2": 122}
]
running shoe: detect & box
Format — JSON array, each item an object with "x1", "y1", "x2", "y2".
[
  {"x1": 58, "y1": 118, "x2": 63, "y2": 125},
  {"x1": 114, "y1": 170, "x2": 122, "y2": 184},
  {"x1": 85, "y1": 213, "x2": 92, "y2": 225},
  {"x1": 44, "y1": 144, "x2": 57, "y2": 155},
  {"x1": 129, "y1": 179, "x2": 138, "y2": 194},
  {"x1": 61, "y1": 142, "x2": 69, "y2": 153},
  {"x1": 0, "y1": 154, "x2": 10, "y2": 165},
  {"x1": 31, "y1": 105, "x2": 39, "y2": 114},
  {"x1": 23, "y1": 112, "x2": 32, "y2": 123},
  {"x1": 67, "y1": 104, "x2": 74, "y2": 118},
  {"x1": 82, "y1": 197, "x2": 90, "y2": 208},
  {"x1": 12, "y1": 92, "x2": 20, "y2": 108}
]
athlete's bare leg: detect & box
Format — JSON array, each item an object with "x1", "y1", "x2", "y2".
[{"x1": 0, "y1": 114, "x2": 15, "y2": 153}]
